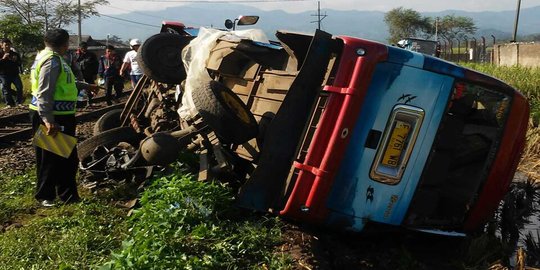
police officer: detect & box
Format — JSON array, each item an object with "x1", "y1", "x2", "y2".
[{"x1": 29, "y1": 29, "x2": 98, "y2": 207}]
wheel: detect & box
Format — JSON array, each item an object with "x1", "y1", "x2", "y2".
[
  {"x1": 138, "y1": 33, "x2": 194, "y2": 84},
  {"x1": 191, "y1": 80, "x2": 258, "y2": 144},
  {"x1": 78, "y1": 127, "x2": 142, "y2": 162},
  {"x1": 93, "y1": 109, "x2": 122, "y2": 136}
]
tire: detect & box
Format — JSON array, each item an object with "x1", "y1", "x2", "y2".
[
  {"x1": 93, "y1": 109, "x2": 122, "y2": 136},
  {"x1": 138, "y1": 33, "x2": 194, "y2": 84},
  {"x1": 78, "y1": 127, "x2": 141, "y2": 162},
  {"x1": 192, "y1": 80, "x2": 258, "y2": 144}
]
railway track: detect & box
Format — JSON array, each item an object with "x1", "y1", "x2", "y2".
[{"x1": 0, "y1": 92, "x2": 131, "y2": 143}]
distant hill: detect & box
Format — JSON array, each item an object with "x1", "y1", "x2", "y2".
[{"x1": 68, "y1": 4, "x2": 540, "y2": 44}]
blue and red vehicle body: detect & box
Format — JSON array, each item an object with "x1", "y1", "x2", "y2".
[
  {"x1": 156, "y1": 22, "x2": 529, "y2": 233},
  {"x1": 276, "y1": 36, "x2": 529, "y2": 233}
]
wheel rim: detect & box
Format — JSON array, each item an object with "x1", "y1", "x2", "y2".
[{"x1": 220, "y1": 91, "x2": 252, "y2": 124}]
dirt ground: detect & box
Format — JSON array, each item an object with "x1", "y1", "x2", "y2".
[{"x1": 278, "y1": 221, "x2": 473, "y2": 270}]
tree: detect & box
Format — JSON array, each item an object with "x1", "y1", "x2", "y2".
[
  {"x1": 384, "y1": 7, "x2": 432, "y2": 44},
  {"x1": 437, "y1": 15, "x2": 477, "y2": 42},
  {"x1": 0, "y1": 14, "x2": 43, "y2": 59},
  {"x1": 0, "y1": 0, "x2": 108, "y2": 31}
]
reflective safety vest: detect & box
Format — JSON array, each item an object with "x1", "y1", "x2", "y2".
[{"x1": 29, "y1": 49, "x2": 78, "y2": 115}]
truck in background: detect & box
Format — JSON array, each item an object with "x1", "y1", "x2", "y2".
[{"x1": 397, "y1": 38, "x2": 440, "y2": 57}]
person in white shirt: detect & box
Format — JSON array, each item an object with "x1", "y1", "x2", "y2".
[{"x1": 120, "y1": 38, "x2": 143, "y2": 89}]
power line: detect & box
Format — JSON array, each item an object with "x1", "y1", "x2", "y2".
[
  {"x1": 94, "y1": 15, "x2": 151, "y2": 30},
  {"x1": 99, "y1": 14, "x2": 160, "y2": 28}
]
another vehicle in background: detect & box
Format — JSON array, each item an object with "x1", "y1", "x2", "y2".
[{"x1": 397, "y1": 38, "x2": 440, "y2": 57}]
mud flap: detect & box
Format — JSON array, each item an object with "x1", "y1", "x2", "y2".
[{"x1": 236, "y1": 30, "x2": 334, "y2": 212}]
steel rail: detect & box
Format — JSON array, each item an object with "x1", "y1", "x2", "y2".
[{"x1": 0, "y1": 103, "x2": 126, "y2": 143}]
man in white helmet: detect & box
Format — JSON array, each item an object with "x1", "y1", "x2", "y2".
[{"x1": 120, "y1": 38, "x2": 143, "y2": 89}]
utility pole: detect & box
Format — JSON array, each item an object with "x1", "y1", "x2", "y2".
[
  {"x1": 511, "y1": 0, "x2": 522, "y2": 42},
  {"x1": 310, "y1": 1, "x2": 327, "y2": 30},
  {"x1": 434, "y1": 17, "x2": 439, "y2": 42},
  {"x1": 77, "y1": 0, "x2": 82, "y2": 45}
]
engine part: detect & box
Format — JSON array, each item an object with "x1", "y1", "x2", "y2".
[{"x1": 140, "y1": 132, "x2": 182, "y2": 166}]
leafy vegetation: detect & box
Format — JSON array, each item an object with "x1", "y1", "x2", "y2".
[
  {"x1": 0, "y1": 14, "x2": 43, "y2": 55},
  {"x1": 102, "y1": 172, "x2": 290, "y2": 269},
  {"x1": 384, "y1": 7, "x2": 432, "y2": 44},
  {"x1": 384, "y1": 7, "x2": 477, "y2": 44},
  {"x1": 436, "y1": 15, "x2": 477, "y2": 41},
  {"x1": 0, "y1": 0, "x2": 108, "y2": 31},
  {"x1": 0, "y1": 0, "x2": 107, "y2": 63}
]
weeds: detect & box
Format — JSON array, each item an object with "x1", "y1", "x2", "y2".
[
  {"x1": 519, "y1": 124, "x2": 540, "y2": 181},
  {"x1": 102, "y1": 172, "x2": 290, "y2": 269},
  {"x1": 524, "y1": 230, "x2": 540, "y2": 265}
]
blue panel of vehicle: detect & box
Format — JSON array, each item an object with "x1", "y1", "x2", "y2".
[
  {"x1": 423, "y1": 55, "x2": 466, "y2": 79},
  {"x1": 325, "y1": 60, "x2": 454, "y2": 232},
  {"x1": 252, "y1": 41, "x2": 283, "y2": 50},
  {"x1": 386, "y1": 47, "x2": 424, "y2": 69}
]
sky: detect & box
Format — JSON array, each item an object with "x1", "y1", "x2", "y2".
[{"x1": 97, "y1": 0, "x2": 540, "y2": 15}]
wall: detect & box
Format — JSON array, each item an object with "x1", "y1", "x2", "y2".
[{"x1": 494, "y1": 43, "x2": 540, "y2": 67}]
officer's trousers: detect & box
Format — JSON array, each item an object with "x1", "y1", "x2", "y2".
[{"x1": 30, "y1": 110, "x2": 80, "y2": 202}]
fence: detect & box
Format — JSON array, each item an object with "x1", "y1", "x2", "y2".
[
  {"x1": 438, "y1": 36, "x2": 493, "y2": 64},
  {"x1": 436, "y1": 37, "x2": 540, "y2": 67}
]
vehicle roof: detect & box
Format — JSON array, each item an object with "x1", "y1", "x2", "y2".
[{"x1": 384, "y1": 45, "x2": 517, "y2": 95}]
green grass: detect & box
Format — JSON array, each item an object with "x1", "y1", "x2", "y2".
[
  {"x1": 0, "y1": 172, "x2": 36, "y2": 224},
  {"x1": 0, "y1": 201, "x2": 128, "y2": 270},
  {"x1": 0, "y1": 170, "x2": 128, "y2": 270}
]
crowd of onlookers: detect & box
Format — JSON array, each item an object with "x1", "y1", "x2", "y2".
[{"x1": 0, "y1": 37, "x2": 144, "y2": 108}]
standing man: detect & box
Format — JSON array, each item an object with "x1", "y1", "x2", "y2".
[
  {"x1": 76, "y1": 42, "x2": 99, "y2": 104},
  {"x1": 98, "y1": 45, "x2": 124, "y2": 105},
  {"x1": 0, "y1": 38, "x2": 24, "y2": 106},
  {"x1": 120, "y1": 38, "x2": 143, "y2": 89},
  {"x1": 29, "y1": 28, "x2": 98, "y2": 207}
]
